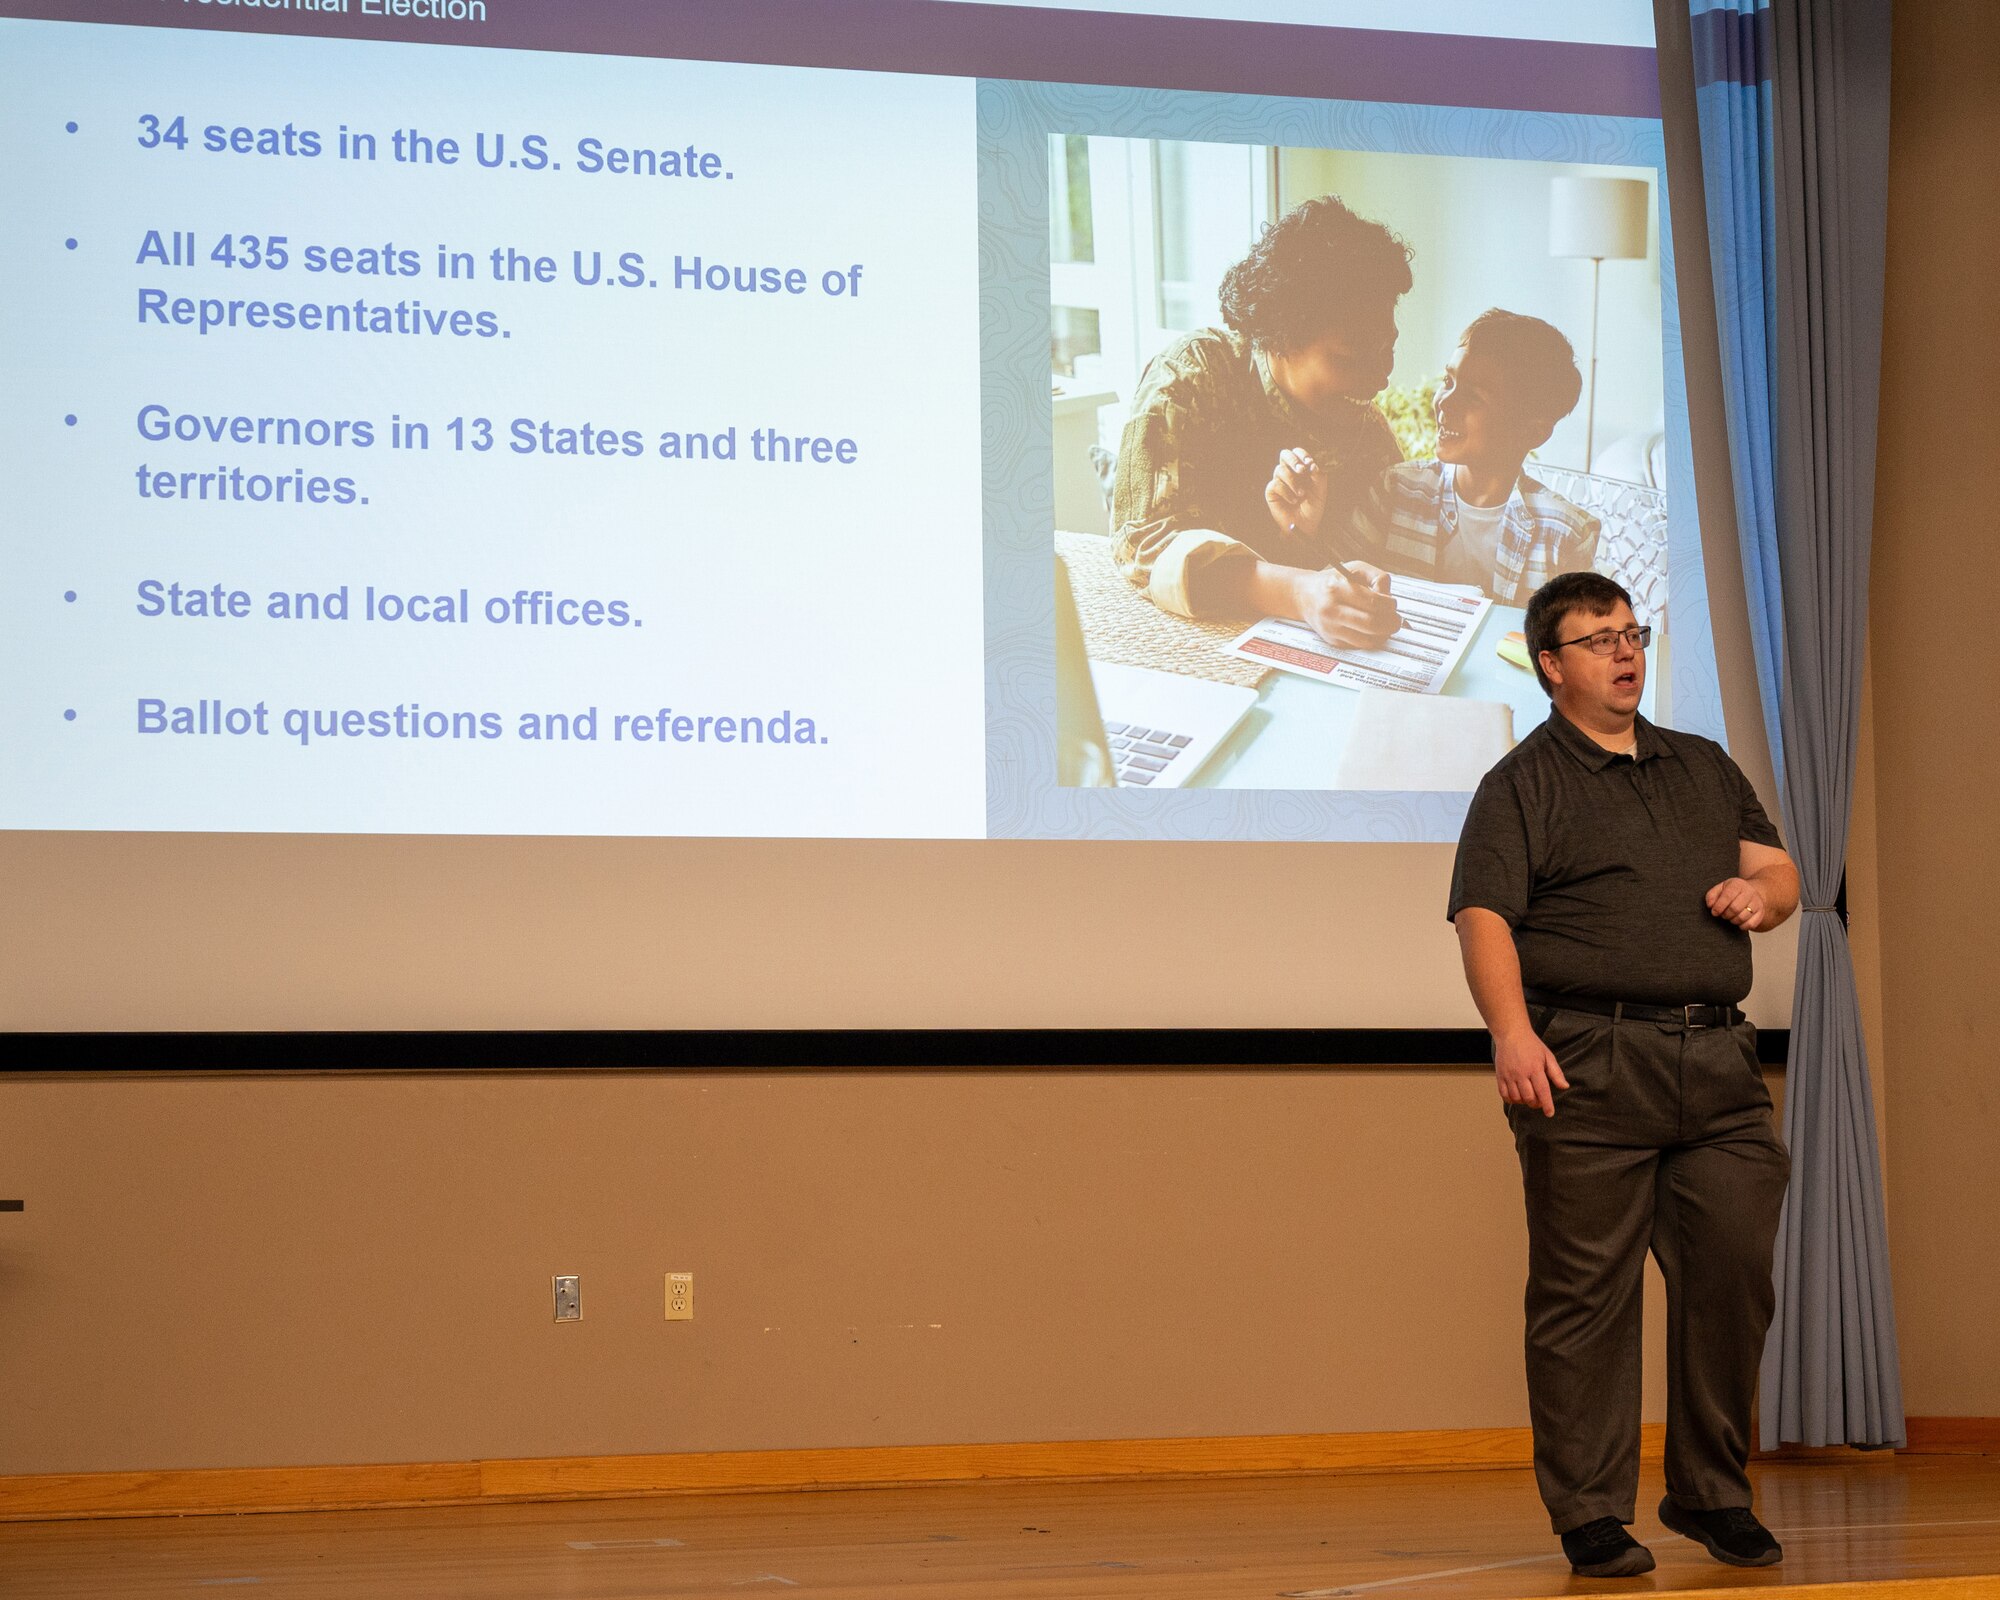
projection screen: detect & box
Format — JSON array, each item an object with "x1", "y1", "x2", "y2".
[{"x1": 0, "y1": 0, "x2": 1793, "y2": 1041}]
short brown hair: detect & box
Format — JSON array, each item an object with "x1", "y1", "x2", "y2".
[
  {"x1": 1218, "y1": 195, "x2": 1413, "y2": 353},
  {"x1": 1460, "y1": 309, "x2": 1583, "y2": 432},
  {"x1": 1525, "y1": 571, "x2": 1632, "y2": 696}
]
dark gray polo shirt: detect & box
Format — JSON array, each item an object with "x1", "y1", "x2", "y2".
[{"x1": 1447, "y1": 709, "x2": 1784, "y2": 1005}]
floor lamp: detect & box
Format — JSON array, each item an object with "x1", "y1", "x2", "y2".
[{"x1": 1548, "y1": 176, "x2": 1649, "y2": 470}]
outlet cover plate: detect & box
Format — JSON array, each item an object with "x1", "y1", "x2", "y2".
[
  {"x1": 665, "y1": 1272, "x2": 693, "y2": 1320},
  {"x1": 553, "y1": 1275, "x2": 581, "y2": 1321}
]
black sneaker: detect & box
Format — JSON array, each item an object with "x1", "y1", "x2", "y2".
[
  {"x1": 1658, "y1": 1496, "x2": 1783, "y2": 1567},
  {"x1": 1560, "y1": 1516, "x2": 1656, "y2": 1577}
]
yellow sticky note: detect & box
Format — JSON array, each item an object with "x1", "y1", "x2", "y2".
[{"x1": 1497, "y1": 631, "x2": 1531, "y2": 671}]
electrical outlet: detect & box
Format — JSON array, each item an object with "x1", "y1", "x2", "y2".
[
  {"x1": 664, "y1": 1272, "x2": 693, "y2": 1320},
  {"x1": 553, "y1": 1275, "x2": 581, "y2": 1321}
]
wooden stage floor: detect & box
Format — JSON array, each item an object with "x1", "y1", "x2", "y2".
[{"x1": 2, "y1": 1455, "x2": 1997, "y2": 1599}]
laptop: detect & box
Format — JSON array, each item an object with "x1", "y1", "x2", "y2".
[{"x1": 1055, "y1": 556, "x2": 1257, "y2": 789}]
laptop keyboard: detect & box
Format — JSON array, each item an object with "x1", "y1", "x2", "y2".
[{"x1": 1102, "y1": 722, "x2": 1193, "y2": 786}]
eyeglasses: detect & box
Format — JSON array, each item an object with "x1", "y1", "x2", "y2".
[{"x1": 1554, "y1": 624, "x2": 1652, "y2": 656}]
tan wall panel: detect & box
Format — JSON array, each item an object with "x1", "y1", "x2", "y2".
[
  {"x1": 0, "y1": 1071, "x2": 1688, "y2": 1475},
  {"x1": 1870, "y1": 1, "x2": 2000, "y2": 1417}
]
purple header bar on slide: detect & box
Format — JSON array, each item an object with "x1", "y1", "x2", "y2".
[{"x1": 5, "y1": 0, "x2": 1660, "y2": 119}]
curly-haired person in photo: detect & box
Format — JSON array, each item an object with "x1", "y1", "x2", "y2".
[
  {"x1": 1341, "y1": 309, "x2": 1600, "y2": 602},
  {"x1": 1109, "y1": 193, "x2": 1414, "y2": 649}
]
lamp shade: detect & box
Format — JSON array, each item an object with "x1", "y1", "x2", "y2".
[{"x1": 1548, "y1": 176, "x2": 1649, "y2": 260}]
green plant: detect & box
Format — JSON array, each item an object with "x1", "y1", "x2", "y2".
[{"x1": 1377, "y1": 379, "x2": 1437, "y2": 462}]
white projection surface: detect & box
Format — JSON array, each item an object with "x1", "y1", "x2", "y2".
[
  {"x1": 0, "y1": 3, "x2": 1790, "y2": 1033},
  {"x1": 0, "y1": 5, "x2": 1719, "y2": 846},
  {"x1": 1, "y1": 27, "x2": 986, "y2": 839}
]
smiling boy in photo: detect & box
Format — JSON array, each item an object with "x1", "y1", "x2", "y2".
[{"x1": 1340, "y1": 309, "x2": 1600, "y2": 602}]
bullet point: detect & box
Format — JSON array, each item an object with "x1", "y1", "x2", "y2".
[
  {"x1": 65, "y1": 237, "x2": 77, "y2": 250},
  {"x1": 65, "y1": 121, "x2": 78, "y2": 133},
  {"x1": 64, "y1": 590, "x2": 77, "y2": 603},
  {"x1": 65, "y1": 414, "x2": 77, "y2": 426},
  {"x1": 63, "y1": 709, "x2": 77, "y2": 722}
]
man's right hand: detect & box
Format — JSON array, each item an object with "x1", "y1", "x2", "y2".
[
  {"x1": 1494, "y1": 1026, "x2": 1569, "y2": 1117},
  {"x1": 1293, "y1": 562, "x2": 1400, "y2": 649}
]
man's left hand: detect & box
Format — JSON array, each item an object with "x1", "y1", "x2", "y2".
[
  {"x1": 1706, "y1": 877, "x2": 1773, "y2": 931},
  {"x1": 1264, "y1": 447, "x2": 1328, "y2": 538}
]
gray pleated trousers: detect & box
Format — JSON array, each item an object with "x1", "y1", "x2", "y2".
[{"x1": 1507, "y1": 1007, "x2": 1791, "y2": 1533}]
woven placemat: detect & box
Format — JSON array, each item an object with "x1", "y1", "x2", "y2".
[{"x1": 1055, "y1": 529, "x2": 1271, "y2": 691}]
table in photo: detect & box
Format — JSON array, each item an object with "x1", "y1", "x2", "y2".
[{"x1": 1188, "y1": 600, "x2": 1664, "y2": 790}]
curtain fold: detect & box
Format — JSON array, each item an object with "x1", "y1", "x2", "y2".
[{"x1": 1686, "y1": 0, "x2": 1904, "y2": 1448}]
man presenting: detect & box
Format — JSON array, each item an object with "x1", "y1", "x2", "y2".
[{"x1": 1449, "y1": 571, "x2": 1796, "y2": 1578}]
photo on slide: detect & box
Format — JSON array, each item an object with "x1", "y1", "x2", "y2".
[{"x1": 1051, "y1": 137, "x2": 1669, "y2": 793}]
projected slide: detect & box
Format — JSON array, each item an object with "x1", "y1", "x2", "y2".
[
  {"x1": 973, "y1": 63, "x2": 1713, "y2": 840},
  {"x1": 0, "y1": 23, "x2": 986, "y2": 837},
  {"x1": 0, "y1": 6, "x2": 1714, "y2": 843}
]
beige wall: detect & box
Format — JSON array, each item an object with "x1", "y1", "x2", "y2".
[
  {"x1": 0, "y1": 1069, "x2": 1688, "y2": 1474},
  {"x1": 1, "y1": 2, "x2": 1996, "y2": 1481},
  {"x1": 1869, "y1": 0, "x2": 2000, "y2": 1418}
]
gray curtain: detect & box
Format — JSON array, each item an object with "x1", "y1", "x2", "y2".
[{"x1": 1761, "y1": 0, "x2": 1904, "y2": 1447}]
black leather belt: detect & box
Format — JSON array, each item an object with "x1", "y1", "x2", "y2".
[{"x1": 1523, "y1": 988, "x2": 1744, "y2": 1029}]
